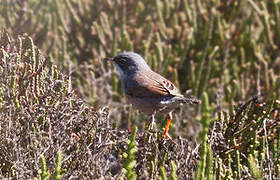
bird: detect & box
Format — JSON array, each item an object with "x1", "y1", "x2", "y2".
[{"x1": 105, "y1": 52, "x2": 200, "y2": 138}]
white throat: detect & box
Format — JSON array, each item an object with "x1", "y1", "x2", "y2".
[{"x1": 113, "y1": 63, "x2": 126, "y2": 82}]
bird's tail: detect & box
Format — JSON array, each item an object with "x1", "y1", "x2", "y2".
[{"x1": 182, "y1": 97, "x2": 201, "y2": 105}]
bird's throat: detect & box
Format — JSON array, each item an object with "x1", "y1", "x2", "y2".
[{"x1": 113, "y1": 63, "x2": 126, "y2": 81}]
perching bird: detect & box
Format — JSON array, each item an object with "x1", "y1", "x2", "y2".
[{"x1": 105, "y1": 52, "x2": 200, "y2": 138}]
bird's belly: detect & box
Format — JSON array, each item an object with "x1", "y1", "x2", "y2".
[{"x1": 126, "y1": 96, "x2": 179, "y2": 115}]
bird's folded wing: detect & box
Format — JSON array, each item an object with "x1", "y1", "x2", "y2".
[{"x1": 124, "y1": 70, "x2": 182, "y2": 98}]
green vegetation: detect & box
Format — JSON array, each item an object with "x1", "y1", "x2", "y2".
[
  {"x1": 122, "y1": 125, "x2": 138, "y2": 180},
  {"x1": 195, "y1": 92, "x2": 214, "y2": 180},
  {"x1": 34, "y1": 150, "x2": 64, "y2": 180},
  {"x1": 1, "y1": 0, "x2": 280, "y2": 179},
  {"x1": 36, "y1": 155, "x2": 50, "y2": 180}
]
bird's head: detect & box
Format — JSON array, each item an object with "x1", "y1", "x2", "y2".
[{"x1": 105, "y1": 52, "x2": 151, "y2": 78}]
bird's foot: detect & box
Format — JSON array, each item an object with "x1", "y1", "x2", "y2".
[{"x1": 162, "y1": 132, "x2": 171, "y2": 139}]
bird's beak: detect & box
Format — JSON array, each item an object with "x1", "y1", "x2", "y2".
[{"x1": 104, "y1": 57, "x2": 113, "y2": 62}]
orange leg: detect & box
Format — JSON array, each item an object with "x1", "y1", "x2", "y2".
[{"x1": 162, "y1": 112, "x2": 172, "y2": 139}]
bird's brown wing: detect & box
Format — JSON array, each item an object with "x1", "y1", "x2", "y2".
[{"x1": 124, "y1": 70, "x2": 182, "y2": 98}]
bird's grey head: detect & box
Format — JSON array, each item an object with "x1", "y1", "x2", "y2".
[{"x1": 110, "y1": 52, "x2": 151, "y2": 78}]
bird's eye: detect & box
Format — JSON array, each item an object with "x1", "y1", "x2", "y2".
[
  {"x1": 118, "y1": 58, "x2": 126, "y2": 64},
  {"x1": 114, "y1": 58, "x2": 122, "y2": 63}
]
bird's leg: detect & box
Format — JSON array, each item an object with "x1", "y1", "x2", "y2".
[
  {"x1": 151, "y1": 114, "x2": 155, "y2": 130},
  {"x1": 162, "y1": 112, "x2": 172, "y2": 139},
  {"x1": 146, "y1": 114, "x2": 156, "y2": 130},
  {"x1": 142, "y1": 114, "x2": 156, "y2": 143}
]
